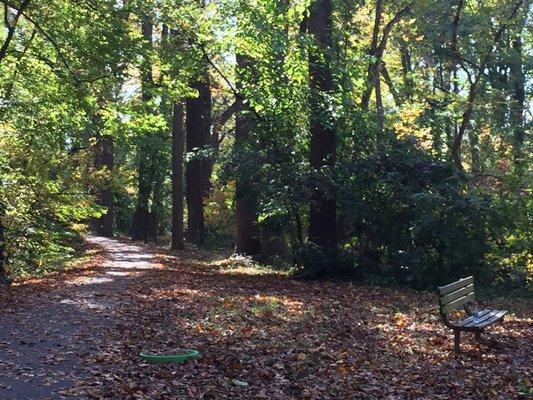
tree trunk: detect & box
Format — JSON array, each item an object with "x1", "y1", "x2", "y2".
[
  {"x1": 0, "y1": 201, "x2": 9, "y2": 284},
  {"x1": 361, "y1": 0, "x2": 383, "y2": 110},
  {"x1": 151, "y1": 166, "x2": 164, "y2": 240},
  {"x1": 400, "y1": 39, "x2": 413, "y2": 100},
  {"x1": 171, "y1": 102, "x2": 185, "y2": 250},
  {"x1": 468, "y1": 125, "x2": 480, "y2": 174},
  {"x1": 361, "y1": 1, "x2": 412, "y2": 126},
  {"x1": 450, "y1": 0, "x2": 524, "y2": 170},
  {"x1": 308, "y1": 0, "x2": 337, "y2": 250},
  {"x1": 510, "y1": 35, "x2": 525, "y2": 167},
  {"x1": 131, "y1": 16, "x2": 154, "y2": 241},
  {"x1": 186, "y1": 72, "x2": 211, "y2": 245},
  {"x1": 374, "y1": 62, "x2": 384, "y2": 131},
  {"x1": 234, "y1": 56, "x2": 260, "y2": 255},
  {"x1": 94, "y1": 134, "x2": 114, "y2": 237}
]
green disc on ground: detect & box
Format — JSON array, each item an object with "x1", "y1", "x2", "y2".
[{"x1": 139, "y1": 349, "x2": 200, "y2": 364}]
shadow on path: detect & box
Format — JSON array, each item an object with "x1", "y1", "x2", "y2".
[{"x1": 0, "y1": 236, "x2": 157, "y2": 400}]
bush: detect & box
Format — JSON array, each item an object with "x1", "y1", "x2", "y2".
[{"x1": 336, "y1": 135, "x2": 495, "y2": 289}]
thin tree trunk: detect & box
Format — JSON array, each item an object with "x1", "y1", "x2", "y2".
[
  {"x1": 362, "y1": 1, "x2": 413, "y2": 111},
  {"x1": 375, "y1": 62, "x2": 384, "y2": 130},
  {"x1": 510, "y1": 35, "x2": 525, "y2": 166},
  {"x1": 400, "y1": 39, "x2": 413, "y2": 100},
  {"x1": 94, "y1": 134, "x2": 114, "y2": 237},
  {"x1": 186, "y1": 72, "x2": 211, "y2": 245},
  {"x1": 381, "y1": 63, "x2": 401, "y2": 107},
  {"x1": 0, "y1": 201, "x2": 9, "y2": 284},
  {"x1": 171, "y1": 102, "x2": 185, "y2": 250},
  {"x1": 151, "y1": 166, "x2": 164, "y2": 240},
  {"x1": 468, "y1": 125, "x2": 480, "y2": 174},
  {"x1": 361, "y1": 0, "x2": 383, "y2": 110},
  {"x1": 450, "y1": 0, "x2": 524, "y2": 170},
  {"x1": 308, "y1": 0, "x2": 337, "y2": 251},
  {"x1": 206, "y1": 99, "x2": 242, "y2": 194},
  {"x1": 234, "y1": 54, "x2": 260, "y2": 255},
  {"x1": 131, "y1": 16, "x2": 154, "y2": 241}
]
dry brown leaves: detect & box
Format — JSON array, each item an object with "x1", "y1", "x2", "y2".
[
  {"x1": 1, "y1": 239, "x2": 531, "y2": 400},
  {"x1": 79, "y1": 245, "x2": 532, "y2": 400}
]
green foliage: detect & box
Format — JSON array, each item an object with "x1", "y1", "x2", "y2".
[
  {"x1": 336, "y1": 136, "x2": 495, "y2": 289},
  {"x1": 0, "y1": 0, "x2": 530, "y2": 295}
]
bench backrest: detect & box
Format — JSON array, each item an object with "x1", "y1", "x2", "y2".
[{"x1": 437, "y1": 276, "x2": 475, "y2": 314}]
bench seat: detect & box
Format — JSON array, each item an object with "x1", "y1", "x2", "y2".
[
  {"x1": 437, "y1": 277, "x2": 507, "y2": 352},
  {"x1": 458, "y1": 309, "x2": 507, "y2": 330}
]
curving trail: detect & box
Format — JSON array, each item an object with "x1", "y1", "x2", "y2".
[{"x1": 0, "y1": 236, "x2": 157, "y2": 400}]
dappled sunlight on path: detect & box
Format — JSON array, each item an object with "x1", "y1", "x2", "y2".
[
  {"x1": 0, "y1": 236, "x2": 531, "y2": 399},
  {"x1": 0, "y1": 236, "x2": 159, "y2": 399}
]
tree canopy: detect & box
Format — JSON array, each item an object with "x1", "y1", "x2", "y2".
[{"x1": 0, "y1": 0, "x2": 531, "y2": 292}]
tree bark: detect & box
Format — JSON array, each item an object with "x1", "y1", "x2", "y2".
[
  {"x1": 131, "y1": 15, "x2": 154, "y2": 241},
  {"x1": 234, "y1": 54, "x2": 260, "y2": 255},
  {"x1": 0, "y1": 201, "x2": 9, "y2": 284},
  {"x1": 510, "y1": 35, "x2": 525, "y2": 166},
  {"x1": 93, "y1": 133, "x2": 114, "y2": 237},
  {"x1": 308, "y1": 0, "x2": 336, "y2": 250},
  {"x1": 186, "y1": 71, "x2": 211, "y2": 245},
  {"x1": 171, "y1": 102, "x2": 185, "y2": 250}
]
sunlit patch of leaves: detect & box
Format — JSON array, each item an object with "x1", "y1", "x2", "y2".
[{"x1": 74, "y1": 243, "x2": 532, "y2": 399}]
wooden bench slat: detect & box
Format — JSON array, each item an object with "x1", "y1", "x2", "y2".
[
  {"x1": 460, "y1": 309, "x2": 497, "y2": 327},
  {"x1": 461, "y1": 309, "x2": 507, "y2": 328},
  {"x1": 439, "y1": 284, "x2": 474, "y2": 306},
  {"x1": 438, "y1": 276, "x2": 474, "y2": 296},
  {"x1": 457, "y1": 309, "x2": 491, "y2": 327},
  {"x1": 473, "y1": 310, "x2": 507, "y2": 329},
  {"x1": 441, "y1": 292, "x2": 475, "y2": 314},
  {"x1": 463, "y1": 310, "x2": 499, "y2": 327}
]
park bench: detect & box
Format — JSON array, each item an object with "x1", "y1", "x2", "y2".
[{"x1": 437, "y1": 276, "x2": 507, "y2": 352}]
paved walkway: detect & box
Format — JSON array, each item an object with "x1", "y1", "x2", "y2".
[{"x1": 0, "y1": 236, "x2": 156, "y2": 400}]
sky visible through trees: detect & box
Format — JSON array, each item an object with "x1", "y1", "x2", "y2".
[
  {"x1": 0, "y1": 0, "x2": 531, "y2": 289},
  {"x1": 0, "y1": 1, "x2": 532, "y2": 398}
]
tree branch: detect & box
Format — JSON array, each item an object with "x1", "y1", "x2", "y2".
[
  {"x1": 361, "y1": 1, "x2": 414, "y2": 110},
  {"x1": 198, "y1": 42, "x2": 264, "y2": 122},
  {"x1": 0, "y1": 0, "x2": 31, "y2": 65},
  {"x1": 212, "y1": 99, "x2": 243, "y2": 146},
  {"x1": 451, "y1": 0, "x2": 525, "y2": 170}
]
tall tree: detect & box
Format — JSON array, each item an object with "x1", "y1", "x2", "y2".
[
  {"x1": 93, "y1": 131, "x2": 115, "y2": 237},
  {"x1": 171, "y1": 102, "x2": 185, "y2": 250},
  {"x1": 450, "y1": 0, "x2": 524, "y2": 169},
  {"x1": 131, "y1": 16, "x2": 155, "y2": 241},
  {"x1": 185, "y1": 71, "x2": 212, "y2": 245},
  {"x1": 307, "y1": 0, "x2": 336, "y2": 251},
  {"x1": 234, "y1": 54, "x2": 260, "y2": 255},
  {"x1": 509, "y1": 27, "x2": 526, "y2": 168},
  {"x1": 361, "y1": 1, "x2": 413, "y2": 129},
  {"x1": 0, "y1": 201, "x2": 8, "y2": 284}
]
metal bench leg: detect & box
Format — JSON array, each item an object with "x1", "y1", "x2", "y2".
[
  {"x1": 454, "y1": 330, "x2": 460, "y2": 353},
  {"x1": 475, "y1": 331, "x2": 482, "y2": 342}
]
